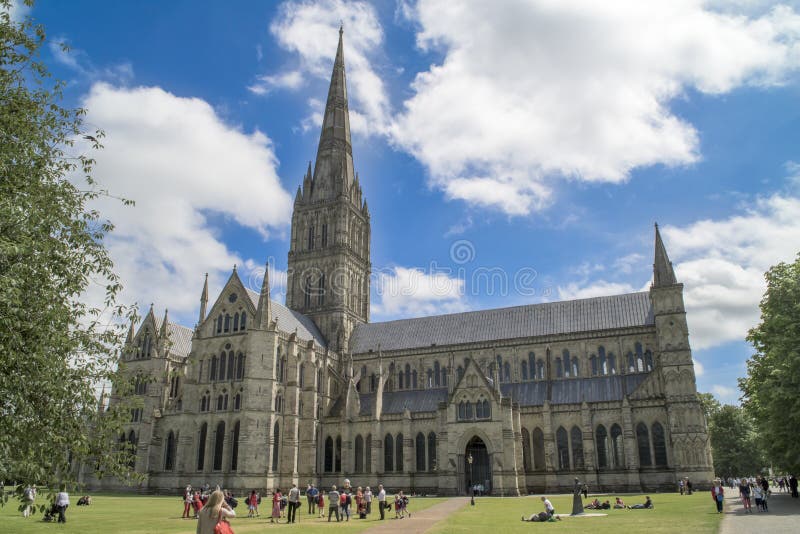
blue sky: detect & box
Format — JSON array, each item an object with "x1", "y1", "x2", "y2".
[{"x1": 15, "y1": 0, "x2": 800, "y2": 404}]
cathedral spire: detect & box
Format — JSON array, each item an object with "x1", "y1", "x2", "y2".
[
  {"x1": 255, "y1": 261, "x2": 272, "y2": 330},
  {"x1": 199, "y1": 273, "x2": 209, "y2": 324},
  {"x1": 653, "y1": 223, "x2": 677, "y2": 287},
  {"x1": 311, "y1": 26, "x2": 354, "y2": 199}
]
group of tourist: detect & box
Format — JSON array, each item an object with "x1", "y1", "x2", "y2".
[
  {"x1": 711, "y1": 474, "x2": 800, "y2": 514},
  {"x1": 522, "y1": 494, "x2": 653, "y2": 521},
  {"x1": 20, "y1": 484, "x2": 73, "y2": 523}
]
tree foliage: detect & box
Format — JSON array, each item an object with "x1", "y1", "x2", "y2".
[
  {"x1": 706, "y1": 400, "x2": 764, "y2": 478},
  {"x1": 740, "y1": 253, "x2": 800, "y2": 474},
  {"x1": 0, "y1": 0, "x2": 137, "y2": 509}
]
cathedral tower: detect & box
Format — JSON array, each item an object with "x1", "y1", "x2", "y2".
[{"x1": 286, "y1": 28, "x2": 371, "y2": 353}]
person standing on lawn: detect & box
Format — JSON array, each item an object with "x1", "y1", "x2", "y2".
[
  {"x1": 711, "y1": 480, "x2": 724, "y2": 513},
  {"x1": 287, "y1": 483, "x2": 300, "y2": 523}
]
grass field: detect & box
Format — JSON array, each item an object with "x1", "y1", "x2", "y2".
[
  {"x1": 0, "y1": 492, "x2": 445, "y2": 534},
  {"x1": 428, "y1": 492, "x2": 722, "y2": 533},
  {"x1": 1, "y1": 491, "x2": 721, "y2": 534}
]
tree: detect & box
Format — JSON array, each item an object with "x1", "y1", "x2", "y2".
[
  {"x1": 740, "y1": 253, "x2": 800, "y2": 474},
  {"x1": 0, "y1": 0, "x2": 136, "y2": 508},
  {"x1": 707, "y1": 403, "x2": 764, "y2": 478},
  {"x1": 698, "y1": 392, "x2": 722, "y2": 420}
]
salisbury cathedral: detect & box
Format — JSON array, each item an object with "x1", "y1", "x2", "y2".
[{"x1": 88, "y1": 29, "x2": 714, "y2": 495}]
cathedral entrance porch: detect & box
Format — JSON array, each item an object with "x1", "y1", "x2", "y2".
[{"x1": 464, "y1": 436, "x2": 491, "y2": 495}]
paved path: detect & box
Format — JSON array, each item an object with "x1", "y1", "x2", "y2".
[
  {"x1": 362, "y1": 497, "x2": 469, "y2": 534},
  {"x1": 720, "y1": 488, "x2": 800, "y2": 534}
]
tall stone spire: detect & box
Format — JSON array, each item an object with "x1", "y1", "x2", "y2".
[
  {"x1": 160, "y1": 308, "x2": 169, "y2": 338},
  {"x1": 255, "y1": 261, "x2": 272, "y2": 330},
  {"x1": 311, "y1": 25, "x2": 354, "y2": 200},
  {"x1": 199, "y1": 273, "x2": 209, "y2": 324},
  {"x1": 653, "y1": 223, "x2": 677, "y2": 287}
]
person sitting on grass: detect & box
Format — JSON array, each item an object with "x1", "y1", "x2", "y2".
[
  {"x1": 522, "y1": 496, "x2": 561, "y2": 522},
  {"x1": 585, "y1": 498, "x2": 602, "y2": 509},
  {"x1": 627, "y1": 496, "x2": 654, "y2": 509},
  {"x1": 599, "y1": 500, "x2": 611, "y2": 510},
  {"x1": 613, "y1": 497, "x2": 625, "y2": 509}
]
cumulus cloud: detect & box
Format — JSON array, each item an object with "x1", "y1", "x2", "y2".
[
  {"x1": 711, "y1": 384, "x2": 739, "y2": 403},
  {"x1": 248, "y1": 70, "x2": 304, "y2": 95},
  {"x1": 557, "y1": 280, "x2": 639, "y2": 301},
  {"x1": 373, "y1": 266, "x2": 468, "y2": 319},
  {"x1": 80, "y1": 83, "x2": 293, "y2": 324},
  {"x1": 392, "y1": 0, "x2": 800, "y2": 214},
  {"x1": 263, "y1": 0, "x2": 391, "y2": 136},
  {"x1": 663, "y1": 193, "x2": 800, "y2": 349}
]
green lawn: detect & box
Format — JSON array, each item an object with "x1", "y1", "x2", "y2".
[
  {"x1": 428, "y1": 492, "x2": 722, "y2": 533},
  {"x1": 0, "y1": 492, "x2": 445, "y2": 534}
]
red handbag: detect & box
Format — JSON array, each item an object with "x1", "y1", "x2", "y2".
[{"x1": 214, "y1": 511, "x2": 234, "y2": 534}]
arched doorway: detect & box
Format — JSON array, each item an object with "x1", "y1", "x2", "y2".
[{"x1": 464, "y1": 436, "x2": 491, "y2": 495}]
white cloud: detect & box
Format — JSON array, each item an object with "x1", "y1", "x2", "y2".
[
  {"x1": 614, "y1": 253, "x2": 646, "y2": 275},
  {"x1": 81, "y1": 83, "x2": 293, "y2": 324},
  {"x1": 557, "y1": 280, "x2": 639, "y2": 301},
  {"x1": 266, "y1": 0, "x2": 391, "y2": 136},
  {"x1": 49, "y1": 38, "x2": 134, "y2": 84},
  {"x1": 711, "y1": 384, "x2": 739, "y2": 403},
  {"x1": 373, "y1": 266, "x2": 468, "y2": 319},
  {"x1": 392, "y1": 0, "x2": 800, "y2": 214},
  {"x1": 663, "y1": 193, "x2": 800, "y2": 349},
  {"x1": 248, "y1": 70, "x2": 304, "y2": 95},
  {"x1": 6, "y1": 0, "x2": 29, "y2": 22}
]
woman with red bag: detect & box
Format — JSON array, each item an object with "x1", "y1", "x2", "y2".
[
  {"x1": 271, "y1": 488, "x2": 282, "y2": 523},
  {"x1": 196, "y1": 490, "x2": 235, "y2": 534}
]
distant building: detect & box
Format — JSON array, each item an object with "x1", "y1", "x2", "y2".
[{"x1": 88, "y1": 29, "x2": 713, "y2": 495}]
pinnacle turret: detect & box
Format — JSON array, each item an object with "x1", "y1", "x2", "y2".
[
  {"x1": 199, "y1": 273, "x2": 209, "y2": 324},
  {"x1": 255, "y1": 261, "x2": 273, "y2": 330}
]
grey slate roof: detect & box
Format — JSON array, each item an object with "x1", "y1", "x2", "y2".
[
  {"x1": 501, "y1": 374, "x2": 649, "y2": 405},
  {"x1": 153, "y1": 316, "x2": 194, "y2": 358},
  {"x1": 330, "y1": 374, "x2": 650, "y2": 416},
  {"x1": 245, "y1": 289, "x2": 326, "y2": 347},
  {"x1": 350, "y1": 292, "x2": 654, "y2": 354}
]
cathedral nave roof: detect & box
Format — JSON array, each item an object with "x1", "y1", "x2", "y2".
[{"x1": 349, "y1": 291, "x2": 654, "y2": 354}]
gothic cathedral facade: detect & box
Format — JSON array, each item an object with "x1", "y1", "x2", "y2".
[{"x1": 89, "y1": 30, "x2": 714, "y2": 495}]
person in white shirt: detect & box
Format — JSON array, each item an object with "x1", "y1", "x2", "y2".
[
  {"x1": 377, "y1": 484, "x2": 387, "y2": 520},
  {"x1": 364, "y1": 487, "x2": 373, "y2": 515},
  {"x1": 55, "y1": 488, "x2": 70, "y2": 523}
]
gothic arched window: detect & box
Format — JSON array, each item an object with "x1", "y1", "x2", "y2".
[
  {"x1": 396, "y1": 433, "x2": 404, "y2": 472},
  {"x1": 652, "y1": 422, "x2": 668, "y2": 466},
  {"x1": 355, "y1": 435, "x2": 364, "y2": 473},
  {"x1": 415, "y1": 433, "x2": 426, "y2": 471},
  {"x1": 645, "y1": 350, "x2": 654, "y2": 372},
  {"x1": 213, "y1": 421, "x2": 225, "y2": 470},
  {"x1": 556, "y1": 427, "x2": 570, "y2": 470},
  {"x1": 590, "y1": 355, "x2": 598, "y2": 376},
  {"x1": 434, "y1": 361, "x2": 441, "y2": 387},
  {"x1": 324, "y1": 436, "x2": 333, "y2": 472},
  {"x1": 365, "y1": 434, "x2": 372, "y2": 473},
  {"x1": 384, "y1": 434, "x2": 393, "y2": 472},
  {"x1": 427, "y1": 432, "x2": 436, "y2": 471},
  {"x1": 197, "y1": 423, "x2": 207, "y2": 471},
  {"x1": 164, "y1": 430, "x2": 176, "y2": 471},
  {"x1": 521, "y1": 427, "x2": 531, "y2": 471},
  {"x1": 556, "y1": 357, "x2": 563, "y2": 378},
  {"x1": 521, "y1": 360, "x2": 528, "y2": 380},
  {"x1": 596, "y1": 425, "x2": 608, "y2": 469},
  {"x1": 335, "y1": 435, "x2": 342, "y2": 472},
  {"x1": 233, "y1": 313, "x2": 239, "y2": 332},
  {"x1": 240, "y1": 312, "x2": 246, "y2": 330},
  {"x1": 636, "y1": 422, "x2": 652, "y2": 466},
  {"x1": 272, "y1": 422, "x2": 280, "y2": 471},
  {"x1": 230, "y1": 421, "x2": 240, "y2": 471},
  {"x1": 571, "y1": 425, "x2": 584, "y2": 468},
  {"x1": 562, "y1": 350, "x2": 571, "y2": 377},
  {"x1": 532, "y1": 427, "x2": 545, "y2": 470},
  {"x1": 610, "y1": 423, "x2": 624, "y2": 468},
  {"x1": 236, "y1": 352, "x2": 245, "y2": 380}
]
